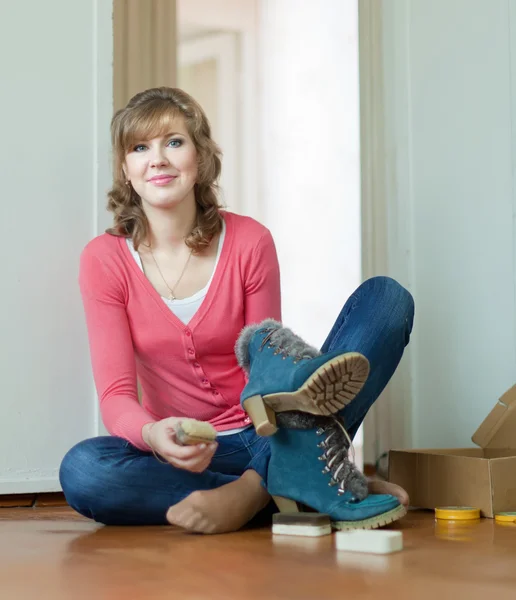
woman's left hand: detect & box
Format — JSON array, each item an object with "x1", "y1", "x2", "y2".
[{"x1": 143, "y1": 417, "x2": 218, "y2": 473}]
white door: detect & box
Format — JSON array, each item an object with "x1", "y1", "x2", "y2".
[{"x1": 178, "y1": 33, "x2": 240, "y2": 212}]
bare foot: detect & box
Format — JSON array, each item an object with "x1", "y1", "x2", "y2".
[
  {"x1": 166, "y1": 470, "x2": 270, "y2": 534},
  {"x1": 368, "y1": 479, "x2": 410, "y2": 507}
]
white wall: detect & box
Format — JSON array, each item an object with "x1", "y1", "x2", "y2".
[
  {"x1": 377, "y1": 0, "x2": 516, "y2": 449},
  {"x1": 0, "y1": 0, "x2": 113, "y2": 492},
  {"x1": 257, "y1": 0, "x2": 361, "y2": 349}
]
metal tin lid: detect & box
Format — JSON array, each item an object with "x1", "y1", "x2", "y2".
[
  {"x1": 494, "y1": 512, "x2": 516, "y2": 523},
  {"x1": 435, "y1": 507, "x2": 481, "y2": 520},
  {"x1": 471, "y1": 384, "x2": 516, "y2": 449}
]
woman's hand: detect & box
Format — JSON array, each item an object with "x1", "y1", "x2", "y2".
[{"x1": 142, "y1": 418, "x2": 218, "y2": 473}]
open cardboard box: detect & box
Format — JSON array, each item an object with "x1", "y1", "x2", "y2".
[{"x1": 388, "y1": 384, "x2": 516, "y2": 517}]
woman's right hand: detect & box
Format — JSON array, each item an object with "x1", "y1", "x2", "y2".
[{"x1": 142, "y1": 418, "x2": 218, "y2": 473}]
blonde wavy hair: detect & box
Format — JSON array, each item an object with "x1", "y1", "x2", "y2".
[{"x1": 106, "y1": 87, "x2": 223, "y2": 252}]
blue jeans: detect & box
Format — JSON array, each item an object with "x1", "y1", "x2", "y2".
[{"x1": 60, "y1": 276, "x2": 414, "y2": 525}]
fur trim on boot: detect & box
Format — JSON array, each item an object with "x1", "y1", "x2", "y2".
[
  {"x1": 235, "y1": 319, "x2": 321, "y2": 374},
  {"x1": 234, "y1": 319, "x2": 280, "y2": 373},
  {"x1": 276, "y1": 410, "x2": 331, "y2": 430}
]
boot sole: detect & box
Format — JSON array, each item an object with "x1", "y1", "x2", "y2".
[
  {"x1": 263, "y1": 352, "x2": 369, "y2": 417},
  {"x1": 331, "y1": 504, "x2": 407, "y2": 530},
  {"x1": 271, "y1": 496, "x2": 407, "y2": 531}
]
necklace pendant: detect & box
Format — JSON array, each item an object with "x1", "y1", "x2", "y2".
[{"x1": 169, "y1": 293, "x2": 176, "y2": 301}]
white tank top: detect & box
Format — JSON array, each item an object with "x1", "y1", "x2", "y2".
[{"x1": 126, "y1": 221, "x2": 226, "y2": 325}]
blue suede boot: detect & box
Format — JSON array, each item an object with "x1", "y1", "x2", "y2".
[
  {"x1": 235, "y1": 319, "x2": 370, "y2": 436},
  {"x1": 267, "y1": 414, "x2": 406, "y2": 529}
]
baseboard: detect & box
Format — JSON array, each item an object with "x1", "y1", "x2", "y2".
[{"x1": 0, "y1": 492, "x2": 68, "y2": 508}]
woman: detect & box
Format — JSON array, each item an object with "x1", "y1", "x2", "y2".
[{"x1": 60, "y1": 87, "x2": 413, "y2": 533}]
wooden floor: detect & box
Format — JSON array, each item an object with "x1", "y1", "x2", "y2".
[{"x1": 1, "y1": 507, "x2": 516, "y2": 599}]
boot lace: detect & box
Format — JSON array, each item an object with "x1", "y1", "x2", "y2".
[
  {"x1": 316, "y1": 416, "x2": 358, "y2": 496},
  {"x1": 257, "y1": 326, "x2": 319, "y2": 364}
]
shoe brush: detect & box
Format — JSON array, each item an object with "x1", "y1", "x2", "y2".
[{"x1": 174, "y1": 419, "x2": 218, "y2": 446}]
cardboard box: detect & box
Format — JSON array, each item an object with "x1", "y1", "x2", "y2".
[{"x1": 388, "y1": 384, "x2": 516, "y2": 518}]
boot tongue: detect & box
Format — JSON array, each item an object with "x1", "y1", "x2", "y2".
[
  {"x1": 320, "y1": 419, "x2": 369, "y2": 501},
  {"x1": 234, "y1": 319, "x2": 284, "y2": 373}
]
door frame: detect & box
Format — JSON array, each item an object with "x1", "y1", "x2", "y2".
[{"x1": 358, "y1": 0, "x2": 415, "y2": 467}]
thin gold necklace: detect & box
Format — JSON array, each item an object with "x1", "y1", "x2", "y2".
[{"x1": 149, "y1": 246, "x2": 193, "y2": 301}]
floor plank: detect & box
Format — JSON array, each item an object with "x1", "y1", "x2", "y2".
[{"x1": 0, "y1": 507, "x2": 515, "y2": 599}]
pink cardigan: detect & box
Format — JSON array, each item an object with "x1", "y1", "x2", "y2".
[{"x1": 79, "y1": 211, "x2": 282, "y2": 450}]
